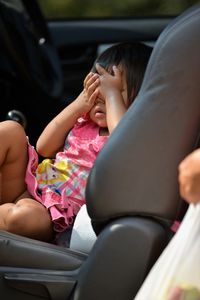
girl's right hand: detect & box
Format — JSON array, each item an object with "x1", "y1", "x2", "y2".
[
  {"x1": 74, "y1": 72, "x2": 100, "y2": 114},
  {"x1": 36, "y1": 72, "x2": 99, "y2": 157}
]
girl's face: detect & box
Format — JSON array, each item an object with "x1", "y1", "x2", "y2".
[{"x1": 89, "y1": 67, "x2": 128, "y2": 128}]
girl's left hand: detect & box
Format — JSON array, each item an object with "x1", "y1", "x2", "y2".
[{"x1": 95, "y1": 64, "x2": 123, "y2": 100}]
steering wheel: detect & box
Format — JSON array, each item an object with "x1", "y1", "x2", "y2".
[{"x1": 0, "y1": 0, "x2": 63, "y2": 100}]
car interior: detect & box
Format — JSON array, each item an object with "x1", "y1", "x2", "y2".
[
  {"x1": 0, "y1": 1, "x2": 200, "y2": 300},
  {"x1": 0, "y1": 0, "x2": 173, "y2": 145}
]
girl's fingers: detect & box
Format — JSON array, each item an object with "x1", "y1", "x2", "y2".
[
  {"x1": 95, "y1": 63, "x2": 107, "y2": 75},
  {"x1": 86, "y1": 76, "x2": 99, "y2": 91},
  {"x1": 86, "y1": 78, "x2": 99, "y2": 97},
  {"x1": 88, "y1": 88, "x2": 99, "y2": 104},
  {"x1": 96, "y1": 63, "x2": 120, "y2": 77},
  {"x1": 112, "y1": 65, "x2": 121, "y2": 77},
  {"x1": 83, "y1": 72, "x2": 93, "y2": 87},
  {"x1": 84, "y1": 73, "x2": 99, "y2": 89}
]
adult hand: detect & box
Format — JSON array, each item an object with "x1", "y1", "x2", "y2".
[
  {"x1": 167, "y1": 287, "x2": 183, "y2": 300},
  {"x1": 178, "y1": 148, "x2": 200, "y2": 204}
]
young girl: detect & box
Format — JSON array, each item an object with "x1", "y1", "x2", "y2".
[{"x1": 0, "y1": 42, "x2": 152, "y2": 242}]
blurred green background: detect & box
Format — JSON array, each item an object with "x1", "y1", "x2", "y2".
[{"x1": 38, "y1": 0, "x2": 198, "y2": 19}]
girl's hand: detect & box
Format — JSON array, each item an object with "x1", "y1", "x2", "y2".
[
  {"x1": 84, "y1": 72, "x2": 100, "y2": 104},
  {"x1": 178, "y1": 148, "x2": 200, "y2": 204},
  {"x1": 36, "y1": 72, "x2": 99, "y2": 157},
  {"x1": 95, "y1": 63, "x2": 128, "y2": 134},
  {"x1": 74, "y1": 72, "x2": 100, "y2": 114},
  {"x1": 95, "y1": 64, "x2": 123, "y2": 101}
]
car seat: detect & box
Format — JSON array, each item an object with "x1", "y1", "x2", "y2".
[{"x1": 0, "y1": 3, "x2": 200, "y2": 300}]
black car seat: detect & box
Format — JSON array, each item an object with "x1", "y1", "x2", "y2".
[{"x1": 0, "y1": 3, "x2": 200, "y2": 300}]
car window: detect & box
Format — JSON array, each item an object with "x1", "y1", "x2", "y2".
[{"x1": 37, "y1": 0, "x2": 198, "y2": 19}]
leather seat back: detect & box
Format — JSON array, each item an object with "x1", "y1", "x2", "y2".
[{"x1": 86, "y1": 3, "x2": 200, "y2": 231}]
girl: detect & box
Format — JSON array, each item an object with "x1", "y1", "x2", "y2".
[{"x1": 0, "y1": 42, "x2": 152, "y2": 242}]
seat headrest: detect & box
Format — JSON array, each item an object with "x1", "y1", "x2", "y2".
[{"x1": 86, "y1": 3, "x2": 200, "y2": 230}]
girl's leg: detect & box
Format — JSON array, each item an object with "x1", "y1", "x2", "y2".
[
  {"x1": 0, "y1": 121, "x2": 54, "y2": 241},
  {"x1": 0, "y1": 120, "x2": 28, "y2": 203},
  {"x1": 0, "y1": 195, "x2": 54, "y2": 241}
]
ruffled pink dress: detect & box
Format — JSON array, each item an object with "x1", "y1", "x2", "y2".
[{"x1": 25, "y1": 117, "x2": 108, "y2": 233}]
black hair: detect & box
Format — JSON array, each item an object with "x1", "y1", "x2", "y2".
[{"x1": 92, "y1": 42, "x2": 152, "y2": 105}]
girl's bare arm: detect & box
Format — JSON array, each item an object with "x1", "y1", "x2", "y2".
[
  {"x1": 36, "y1": 73, "x2": 99, "y2": 158},
  {"x1": 96, "y1": 64, "x2": 127, "y2": 134}
]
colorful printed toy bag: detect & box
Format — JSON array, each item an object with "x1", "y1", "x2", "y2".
[{"x1": 135, "y1": 203, "x2": 200, "y2": 300}]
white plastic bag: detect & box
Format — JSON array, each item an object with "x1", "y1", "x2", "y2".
[{"x1": 135, "y1": 203, "x2": 200, "y2": 300}]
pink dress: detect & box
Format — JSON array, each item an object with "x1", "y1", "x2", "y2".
[{"x1": 25, "y1": 117, "x2": 108, "y2": 233}]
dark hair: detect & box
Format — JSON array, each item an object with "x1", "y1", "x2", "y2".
[{"x1": 92, "y1": 42, "x2": 152, "y2": 105}]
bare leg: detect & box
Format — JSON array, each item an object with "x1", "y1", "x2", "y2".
[
  {"x1": 0, "y1": 197, "x2": 54, "y2": 241},
  {"x1": 0, "y1": 120, "x2": 28, "y2": 203},
  {"x1": 0, "y1": 121, "x2": 54, "y2": 241}
]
